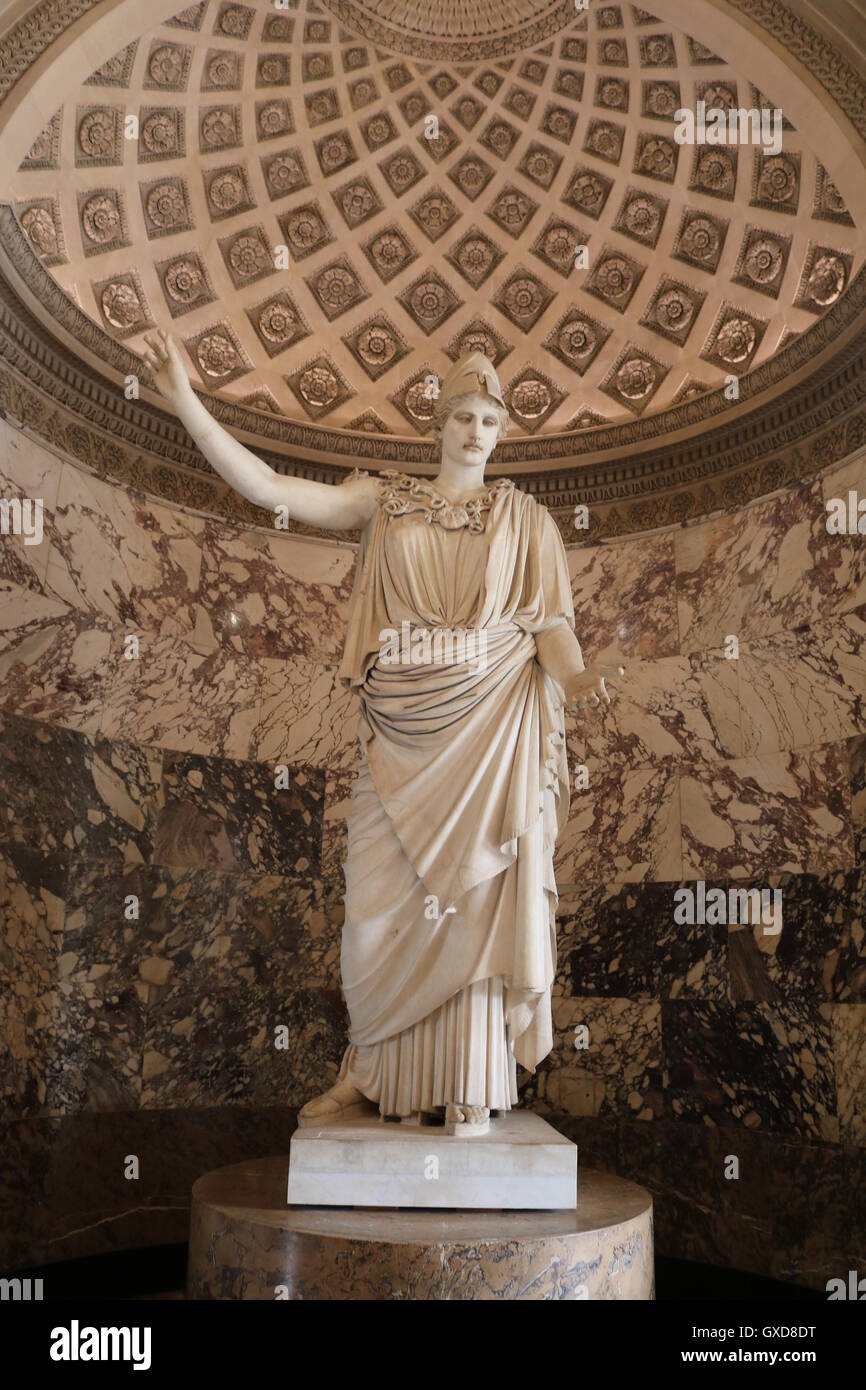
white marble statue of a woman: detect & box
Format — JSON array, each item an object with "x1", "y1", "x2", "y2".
[{"x1": 141, "y1": 330, "x2": 624, "y2": 1136}]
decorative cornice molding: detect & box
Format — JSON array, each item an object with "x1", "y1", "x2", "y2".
[
  {"x1": 2, "y1": 232, "x2": 865, "y2": 544},
  {"x1": 3, "y1": 340, "x2": 863, "y2": 547},
  {"x1": 726, "y1": 0, "x2": 866, "y2": 139},
  {"x1": 0, "y1": 0, "x2": 100, "y2": 106}
]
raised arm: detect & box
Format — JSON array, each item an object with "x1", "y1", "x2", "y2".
[{"x1": 141, "y1": 329, "x2": 378, "y2": 532}]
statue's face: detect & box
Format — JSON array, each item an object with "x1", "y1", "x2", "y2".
[{"x1": 440, "y1": 393, "x2": 501, "y2": 470}]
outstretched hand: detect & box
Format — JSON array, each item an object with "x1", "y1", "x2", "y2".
[
  {"x1": 141, "y1": 328, "x2": 191, "y2": 405},
  {"x1": 563, "y1": 663, "x2": 626, "y2": 711}
]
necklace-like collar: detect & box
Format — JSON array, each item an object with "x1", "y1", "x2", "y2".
[{"x1": 377, "y1": 469, "x2": 514, "y2": 533}]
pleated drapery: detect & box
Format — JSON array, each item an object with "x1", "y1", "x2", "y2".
[{"x1": 330, "y1": 471, "x2": 578, "y2": 1114}]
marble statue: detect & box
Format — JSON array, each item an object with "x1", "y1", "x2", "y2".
[{"x1": 141, "y1": 330, "x2": 624, "y2": 1136}]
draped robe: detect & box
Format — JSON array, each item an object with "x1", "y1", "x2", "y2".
[{"x1": 334, "y1": 469, "x2": 577, "y2": 1115}]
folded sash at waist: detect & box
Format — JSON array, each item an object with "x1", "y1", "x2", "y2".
[{"x1": 361, "y1": 621, "x2": 536, "y2": 740}]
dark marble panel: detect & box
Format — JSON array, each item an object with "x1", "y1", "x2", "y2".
[
  {"x1": 33, "y1": 859, "x2": 158, "y2": 1117},
  {"x1": 522, "y1": 995, "x2": 663, "y2": 1122},
  {"x1": 729, "y1": 869, "x2": 865, "y2": 1005},
  {"x1": 769, "y1": 1135, "x2": 860, "y2": 1287},
  {"x1": 840, "y1": 1144, "x2": 866, "y2": 1282},
  {"x1": 626, "y1": 1117, "x2": 866, "y2": 1292},
  {"x1": 0, "y1": 714, "x2": 93, "y2": 853},
  {"x1": 663, "y1": 999, "x2": 838, "y2": 1140},
  {"x1": 139, "y1": 865, "x2": 346, "y2": 1109},
  {"x1": 557, "y1": 878, "x2": 728, "y2": 1003},
  {"x1": 0, "y1": 1105, "x2": 299, "y2": 1270},
  {"x1": 615, "y1": 1119, "x2": 771, "y2": 1277},
  {"x1": 556, "y1": 882, "x2": 659, "y2": 998},
  {"x1": 849, "y1": 732, "x2": 866, "y2": 867},
  {"x1": 543, "y1": 1110, "x2": 619, "y2": 1173},
  {"x1": 223, "y1": 869, "x2": 341, "y2": 989},
  {"x1": 153, "y1": 749, "x2": 324, "y2": 873},
  {"x1": 0, "y1": 714, "x2": 162, "y2": 863},
  {"x1": 655, "y1": 883, "x2": 729, "y2": 1001},
  {"x1": 832, "y1": 1004, "x2": 866, "y2": 1146},
  {"x1": 0, "y1": 844, "x2": 70, "y2": 1116}
]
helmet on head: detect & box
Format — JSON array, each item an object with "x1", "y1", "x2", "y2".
[{"x1": 438, "y1": 352, "x2": 506, "y2": 411}]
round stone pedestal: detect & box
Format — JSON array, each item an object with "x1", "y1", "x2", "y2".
[{"x1": 186, "y1": 1157, "x2": 654, "y2": 1300}]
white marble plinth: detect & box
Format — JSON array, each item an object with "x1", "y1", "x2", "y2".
[{"x1": 287, "y1": 1109, "x2": 577, "y2": 1209}]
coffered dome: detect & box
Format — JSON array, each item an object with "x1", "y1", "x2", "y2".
[{"x1": 1, "y1": 0, "x2": 865, "y2": 473}]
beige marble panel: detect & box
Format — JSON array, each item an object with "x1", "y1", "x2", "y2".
[
  {"x1": 674, "y1": 481, "x2": 842, "y2": 653},
  {"x1": 556, "y1": 760, "x2": 682, "y2": 886},
  {"x1": 806, "y1": 450, "x2": 866, "y2": 619},
  {"x1": 195, "y1": 521, "x2": 355, "y2": 664},
  {"x1": 0, "y1": 420, "x2": 60, "y2": 591},
  {"x1": 565, "y1": 648, "x2": 742, "y2": 774},
  {"x1": 43, "y1": 465, "x2": 205, "y2": 638},
  {"x1": 256, "y1": 658, "x2": 360, "y2": 770},
  {"x1": 738, "y1": 607, "x2": 866, "y2": 757},
  {"x1": 0, "y1": 579, "x2": 112, "y2": 735},
  {"x1": 99, "y1": 627, "x2": 263, "y2": 760},
  {"x1": 681, "y1": 742, "x2": 853, "y2": 879},
  {"x1": 566, "y1": 532, "x2": 679, "y2": 663}
]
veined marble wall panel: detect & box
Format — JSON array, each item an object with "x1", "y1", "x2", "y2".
[
  {"x1": 0, "y1": 427, "x2": 359, "y2": 758},
  {"x1": 674, "y1": 477, "x2": 866, "y2": 652}
]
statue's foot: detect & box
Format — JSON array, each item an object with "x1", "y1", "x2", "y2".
[
  {"x1": 299, "y1": 1077, "x2": 368, "y2": 1122},
  {"x1": 444, "y1": 1102, "x2": 490, "y2": 1135}
]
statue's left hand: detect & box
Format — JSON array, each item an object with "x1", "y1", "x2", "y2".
[{"x1": 563, "y1": 664, "x2": 626, "y2": 710}]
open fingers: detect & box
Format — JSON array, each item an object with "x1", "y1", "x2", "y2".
[
  {"x1": 143, "y1": 332, "x2": 168, "y2": 362},
  {"x1": 158, "y1": 327, "x2": 178, "y2": 358}
]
